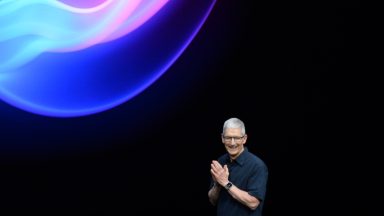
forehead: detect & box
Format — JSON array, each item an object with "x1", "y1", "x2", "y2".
[{"x1": 223, "y1": 128, "x2": 243, "y2": 136}]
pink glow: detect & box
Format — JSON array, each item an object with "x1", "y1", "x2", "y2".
[
  {"x1": 0, "y1": 0, "x2": 170, "y2": 70},
  {"x1": 58, "y1": 0, "x2": 107, "y2": 8}
]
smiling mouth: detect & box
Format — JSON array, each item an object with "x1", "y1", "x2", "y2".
[{"x1": 227, "y1": 145, "x2": 237, "y2": 150}]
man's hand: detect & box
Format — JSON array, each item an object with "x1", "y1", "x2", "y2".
[{"x1": 210, "y1": 160, "x2": 229, "y2": 186}]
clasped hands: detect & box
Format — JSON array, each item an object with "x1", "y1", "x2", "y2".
[{"x1": 210, "y1": 160, "x2": 229, "y2": 187}]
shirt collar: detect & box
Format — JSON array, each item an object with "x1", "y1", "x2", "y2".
[{"x1": 225, "y1": 147, "x2": 248, "y2": 166}]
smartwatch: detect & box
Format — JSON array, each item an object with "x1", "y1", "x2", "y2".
[{"x1": 224, "y1": 181, "x2": 233, "y2": 190}]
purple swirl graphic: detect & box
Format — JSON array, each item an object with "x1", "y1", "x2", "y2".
[{"x1": 0, "y1": 0, "x2": 216, "y2": 117}]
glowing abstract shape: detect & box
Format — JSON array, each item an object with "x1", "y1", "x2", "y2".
[
  {"x1": 0, "y1": 0, "x2": 168, "y2": 71},
  {"x1": 0, "y1": 0, "x2": 217, "y2": 117}
]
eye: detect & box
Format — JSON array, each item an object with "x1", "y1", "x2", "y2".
[{"x1": 0, "y1": 0, "x2": 217, "y2": 117}]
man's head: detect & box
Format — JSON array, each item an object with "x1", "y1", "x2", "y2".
[{"x1": 221, "y1": 118, "x2": 247, "y2": 160}]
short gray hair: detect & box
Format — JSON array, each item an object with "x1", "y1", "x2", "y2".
[{"x1": 222, "y1": 117, "x2": 246, "y2": 135}]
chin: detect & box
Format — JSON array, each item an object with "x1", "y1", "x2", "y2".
[{"x1": 228, "y1": 149, "x2": 239, "y2": 156}]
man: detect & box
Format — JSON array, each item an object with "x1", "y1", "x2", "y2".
[{"x1": 208, "y1": 117, "x2": 268, "y2": 216}]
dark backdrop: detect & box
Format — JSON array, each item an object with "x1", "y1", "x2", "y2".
[{"x1": 0, "y1": 1, "x2": 361, "y2": 215}]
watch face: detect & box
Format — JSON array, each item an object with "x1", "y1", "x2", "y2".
[{"x1": 226, "y1": 182, "x2": 232, "y2": 190}]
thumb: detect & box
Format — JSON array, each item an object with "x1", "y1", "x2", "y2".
[{"x1": 224, "y1": 165, "x2": 229, "y2": 174}]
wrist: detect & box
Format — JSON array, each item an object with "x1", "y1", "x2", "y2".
[
  {"x1": 213, "y1": 182, "x2": 220, "y2": 188},
  {"x1": 212, "y1": 182, "x2": 222, "y2": 191},
  {"x1": 219, "y1": 181, "x2": 230, "y2": 187}
]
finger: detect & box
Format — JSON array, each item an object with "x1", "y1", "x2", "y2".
[
  {"x1": 211, "y1": 162, "x2": 222, "y2": 172},
  {"x1": 211, "y1": 169, "x2": 219, "y2": 178},
  {"x1": 212, "y1": 160, "x2": 223, "y2": 169},
  {"x1": 224, "y1": 165, "x2": 229, "y2": 175},
  {"x1": 211, "y1": 163, "x2": 219, "y2": 171}
]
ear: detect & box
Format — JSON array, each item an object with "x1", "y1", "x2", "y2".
[{"x1": 243, "y1": 134, "x2": 248, "y2": 143}]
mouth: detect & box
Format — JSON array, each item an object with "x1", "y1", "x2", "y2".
[{"x1": 226, "y1": 145, "x2": 238, "y2": 151}]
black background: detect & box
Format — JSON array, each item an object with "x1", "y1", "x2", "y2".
[{"x1": 1, "y1": 0, "x2": 362, "y2": 215}]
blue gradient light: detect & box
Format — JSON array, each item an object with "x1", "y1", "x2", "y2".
[{"x1": 0, "y1": 0, "x2": 217, "y2": 117}]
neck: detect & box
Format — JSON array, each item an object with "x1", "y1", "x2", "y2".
[{"x1": 230, "y1": 147, "x2": 244, "y2": 161}]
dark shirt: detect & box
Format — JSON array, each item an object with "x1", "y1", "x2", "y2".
[{"x1": 211, "y1": 147, "x2": 268, "y2": 216}]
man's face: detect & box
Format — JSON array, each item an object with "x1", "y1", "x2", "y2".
[{"x1": 221, "y1": 128, "x2": 247, "y2": 159}]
